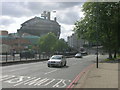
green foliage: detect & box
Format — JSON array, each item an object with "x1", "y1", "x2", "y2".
[
  {"x1": 38, "y1": 32, "x2": 69, "y2": 53},
  {"x1": 74, "y1": 2, "x2": 119, "y2": 58},
  {"x1": 38, "y1": 32, "x2": 57, "y2": 52},
  {"x1": 54, "y1": 39, "x2": 68, "y2": 52}
]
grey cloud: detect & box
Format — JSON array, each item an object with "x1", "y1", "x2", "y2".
[
  {"x1": 1, "y1": 2, "x2": 82, "y2": 27},
  {"x1": 27, "y1": 2, "x2": 82, "y2": 25},
  {"x1": 2, "y1": 2, "x2": 82, "y2": 17},
  {"x1": 2, "y1": 2, "x2": 33, "y2": 17},
  {"x1": 58, "y1": 10, "x2": 80, "y2": 25},
  {"x1": 22, "y1": 2, "x2": 79, "y2": 14},
  {"x1": 23, "y1": 2, "x2": 44, "y2": 14},
  {"x1": 0, "y1": 17, "x2": 15, "y2": 26},
  {"x1": 58, "y1": 2, "x2": 82, "y2": 8}
]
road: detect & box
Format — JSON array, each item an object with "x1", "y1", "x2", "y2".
[{"x1": 1, "y1": 55, "x2": 107, "y2": 88}]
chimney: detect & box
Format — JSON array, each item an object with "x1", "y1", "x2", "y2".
[
  {"x1": 41, "y1": 11, "x2": 47, "y2": 19},
  {"x1": 54, "y1": 17, "x2": 57, "y2": 22},
  {"x1": 53, "y1": 11, "x2": 57, "y2": 21}
]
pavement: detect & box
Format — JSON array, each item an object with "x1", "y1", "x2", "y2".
[{"x1": 74, "y1": 60, "x2": 119, "y2": 88}]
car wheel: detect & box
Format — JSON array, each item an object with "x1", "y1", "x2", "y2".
[
  {"x1": 48, "y1": 64, "x2": 50, "y2": 67},
  {"x1": 64, "y1": 61, "x2": 66, "y2": 66},
  {"x1": 60, "y1": 62, "x2": 63, "y2": 67}
]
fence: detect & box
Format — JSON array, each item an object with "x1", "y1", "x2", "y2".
[{"x1": 0, "y1": 52, "x2": 53, "y2": 63}]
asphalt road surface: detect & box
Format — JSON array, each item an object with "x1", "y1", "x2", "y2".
[{"x1": 1, "y1": 55, "x2": 107, "y2": 88}]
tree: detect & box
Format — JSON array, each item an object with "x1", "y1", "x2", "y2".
[
  {"x1": 74, "y1": 2, "x2": 120, "y2": 59},
  {"x1": 54, "y1": 39, "x2": 69, "y2": 52},
  {"x1": 38, "y1": 32, "x2": 57, "y2": 53},
  {"x1": 38, "y1": 32, "x2": 69, "y2": 54}
]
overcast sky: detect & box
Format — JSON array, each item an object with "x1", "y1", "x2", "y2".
[{"x1": 0, "y1": 1, "x2": 84, "y2": 41}]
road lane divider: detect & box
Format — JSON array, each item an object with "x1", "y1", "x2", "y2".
[{"x1": 44, "y1": 69, "x2": 58, "y2": 75}]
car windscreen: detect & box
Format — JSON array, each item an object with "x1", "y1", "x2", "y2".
[
  {"x1": 51, "y1": 56, "x2": 62, "y2": 59},
  {"x1": 76, "y1": 53, "x2": 81, "y2": 55}
]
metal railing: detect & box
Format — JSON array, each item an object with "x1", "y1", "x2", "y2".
[{"x1": 0, "y1": 52, "x2": 52, "y2": 63}]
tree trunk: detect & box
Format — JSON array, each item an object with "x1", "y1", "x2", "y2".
[
  {"x1": 114, "y1": 50, "x2": 117, "y2": 58},
  {"x1": 108, "y1": 49, "x2": 113, "y2": 59}
]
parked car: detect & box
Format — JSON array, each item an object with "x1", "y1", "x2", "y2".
[
  {"x1": 75, "y1": 53, "x2": 82, "y2": 58},
  {"x1": 20, "y1": 50, "x2": 35, "y2": 58},
  {"x1": 47, "y1": 55, "x2": 67, "y2": 67},
  {"x1": 81, "y1": 51, "x2": 88, "y2": 56}
]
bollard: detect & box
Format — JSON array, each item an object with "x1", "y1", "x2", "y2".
[
  {"x1": 20, "y1": 52, "x2": 21, "y2": 61},
  {"x1": 39, "y1": 53, "x2": 40, "y2": 60},
  {"x1": 12, "y1": 52, "x2": 15, "y2": 61},
  {"x1": 13, "y1": 55, "x2": 15, "y2": 61},
  {"x1": 6, "y1": 52, "x2": 8, "y2": 63}
]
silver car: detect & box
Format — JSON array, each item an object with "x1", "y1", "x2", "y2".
[
  {"x1": 47, "y1": 55, "x2": 66, "y2": 67},
  {"x1": 75, "y1": 53, "x2": 82, "y2": 58}
]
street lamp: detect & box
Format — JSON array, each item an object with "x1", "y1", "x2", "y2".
[
  {"x1": 96, "y1": 2, "x2": 99, "y2": 68},
  {"x1": 96, "y1": 41, "x2": 99, "y2": 68}
]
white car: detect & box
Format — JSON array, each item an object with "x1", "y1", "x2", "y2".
[
  {"x1": 47, "y1": 55, "x2": 67, "y2": 67},
  {"x1": 75, "y1": 53, "x2": 82, "y2": 58}
]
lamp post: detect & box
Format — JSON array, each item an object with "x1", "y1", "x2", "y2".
[
  {"x1": 96, "y1": 2, "x2": 99, "y2": 68},
  {"x1": 96, "y1": 40, "x2": 99, "y2": 68}
]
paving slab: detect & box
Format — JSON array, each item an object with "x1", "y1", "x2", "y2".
[{"x1": 74, "y1": 63, "x2": 119, "y2": 88}]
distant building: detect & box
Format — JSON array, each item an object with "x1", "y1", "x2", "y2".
[
  {"x1": 0, "y1": 31, "x2": 31, "y2": 53},
  {"x1": 21, "y1": 33, "x2": 39, "y2": 45},
  {"x1": 17, "y1": 11, "x2": 61, "y2": 38},
  {"x1": 0, "y1": 30, "x2": 8, "y2": 36},
  {"x1": 67, "y1": 33, "x2": 85, "y2": 51},
  {"x1": 0, "y1": 44, "x2": 11, "y2": 54}
]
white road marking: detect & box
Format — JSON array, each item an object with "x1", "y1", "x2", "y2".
[
  {"x1": 34, "y1": 78, "x2": 49, "y2": 86},
  {"x1": 24, "y1": 78, "x2": 41, "y2": 85},
  {"x1": 44, "y1": 69, "x2": 58, "y2": 75},
  {"x1": 2, "y1": 74, "x2": 71, "y2": 88},
  {"x1": 5, "y1": 76, "x2": 24, "y2": 83},
  {"x1": 43, "y1": 79, "x2": 56, "y2": 86},
  {"x1": 53, "y1": 79, "x2": 66, "y2": 88},
  {"x1": 14, "y1": 77, "x2": 36, "y2": 86},
  {"x1": 61, "y1": 80, "x2": 67, "y2": 87},
  {"x1": 0, "y1": 75, "x2": 8, "y2": 80},
  {"x1": 0, "y1": 75, "x2": 15, "y2": 81}
]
